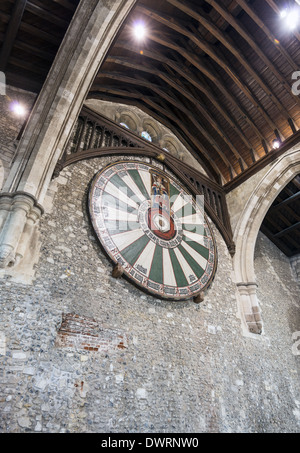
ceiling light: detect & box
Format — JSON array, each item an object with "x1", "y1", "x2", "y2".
[
  {"x1": 272, "y1": 139, "x2": 281, "y2": 149},
  {"x1": 10, "y1": 101, "x2": 26, "y2": 117},
  {"x1": 280, "y1": 6, "x2": 299, "y2": 30},
  {"x1": 133, "y1": 21, "x2": 146, "y2": 40},
  {"x1": 287, "y1": 10, "x2": 299, "y2": 29},
  {"x1": 280, "y1": 9, "x2": 288, "y2": 19}
]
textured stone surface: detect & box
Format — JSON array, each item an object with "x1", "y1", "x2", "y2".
[
  {"x1": 0, "y1": 155, "x2": 299, "y2": 433},
  {"x1": 0, "y1": 85, "x2": 36, "y2": 189}
]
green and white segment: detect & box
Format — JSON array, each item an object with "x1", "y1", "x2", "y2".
[{"x1": 89, "y1": 161, "x2": 217, "y2": 300}]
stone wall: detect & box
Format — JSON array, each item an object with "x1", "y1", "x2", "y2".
[
  {"x1": 0, "y1": 86, "x2": 36, "y2": 189},
  {"x1": 0, "y1": 155, "x2": 299, "y2": 433}
]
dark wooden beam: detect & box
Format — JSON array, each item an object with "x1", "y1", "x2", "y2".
[
  {"x1": 126, "y1": 27, "x2": 267, "y2": 145},
  {"x1": 239, "y1": 0, "x2": 300, "y2": 67},
  {"x1": 269, "y1": 191, "x2": 300, "y2": 212},
  {"x1": 105, "y1": 54, "x2": 247, "y2": 168},
  {"x1": 166, "y1": 0, "x2": 293, "y2": 132},
  {"x1": 224, "y1": 129, "x2": 300, "y2": 192},
  {"x1": 0, "y1": 0, "x2": 27, "y2": 72},
  {"x1": 260, "y1": 225, "x2": 294, "y2": 257},
  {"x1": 202, "y1": 0, "x2": 297, "y2": 102},
  {"x1": 137, "y1": 4, "x2": 280, "y2": 135},
  {"x1": 26, "y1": 2, "x2": 70, "y2": 29},
  {"x1": 110, "y1": 44, "x2": 254, "y2": 152},
  {"x1": 95, "y1": 71, "x2": 236, "y2": 173},
  {"x1": 87, "y1": 90, "x2": 222, "y2": 181},
  {"x1": 274, "y1": 222, "x2": 300, "y2": 238}
]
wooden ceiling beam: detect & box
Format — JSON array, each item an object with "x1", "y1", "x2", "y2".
[
  {"x1": 95, "y1": 71, "x2": 237, "y2": 174},
  {"x1": 137, "y1": 4, "x2": 280, "y2": 135},
  {"x1": 88, "y1": 89, "x2": 224, "y2": 181},
  {"x1": 26, "y1": 2, "x2": 70, "y2": 29},
  {"x1": 162, "y1": 68, "x2": 247, "y2": 171},
  {"x1": 260, "y1": 224, "x2": 294, "y2": 256},
  {"x1": 106, "y1": 54, "x2": 247, "y2": 169},
  {"x1": 149, "y1": 93, "x2": 228, "y2": 181},
  {"x1": 0, "y1": 10, "x2": 61, "y2": 45},
  {"x1": 203, "y1": 0, "x2": 300, "y2": 108},
  {"x1": 52, "y1": 0, "x2": 75, "y2": 11},
  {"x1": 0, "y1": 0, "x2": 27, "y2": 72},
  {"x1": 131, "y1": 29, "x2": 267, "y2": 146},
  {"x1": 111, "y1": 43, "x2": 254, "y2": 153},
  {"x1": 269, "y1": 191, "x2": 300, "y2": 212},
  {"x1": 263, "y1": 210, "x2": 300, "y2": 249},
  {"x1": 235, "y1": 0, "x2": 299, "y2": 70},
  {"x1": 274, "y1": 221, "x2": 300, "y2": 239},
  {"x1": 166, "y1": 0, "x2": 293, "y2": 133},
  {"x1": 13, "y1": 39, "x2": 56, "y2": 62}
]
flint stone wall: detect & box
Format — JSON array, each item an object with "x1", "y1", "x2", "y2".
[{"x1": 0, "y1": 155, "x2": 299, "y2": 433}]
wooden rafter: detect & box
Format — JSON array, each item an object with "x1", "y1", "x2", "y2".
[
  {"x1": 203, "y1": 0, "x2": 300, "y2": 108},
  {"x1": 136, "y1": 4, "x2": 282, "y2": 135},
  {"x1": 95, "y1": 70, "x2": 237, "y2": 175},
  {"x1": 1, "y1": 0, "x2": 299, "y2": 186},
  {"x1": 111, "y1": 42, "x2": 256, "y2": 154},
  {"x1": 125, "y1": 29, "x2": 267, "y2": 146},
  {"x1": 236, "y1": 0, "x2": 299, "y2": 70},
  {"x1": 166, "y1": 0, "x2": 295, "y2": 135},
  {"x1": 105, "y1": 54, "x2": 247, "y2": 170},
  {"x1": 0, "y1": 0, "x2": 27, "y2": 71},
  {"x1": 88, "y1": 89, "x2": 223, "y2": 181}
]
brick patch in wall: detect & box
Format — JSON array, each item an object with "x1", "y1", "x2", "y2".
[{"x1": 55, "y1": 313, "x2": 128, "y2": 352}]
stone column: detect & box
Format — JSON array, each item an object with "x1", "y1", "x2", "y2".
[
  {"x1": 236, "y1": 283, "x2": 263, "y2": 335},
  {"x1": 0, "y1": 0, "x2": 137, "y2": 277},
  {"x1": 0, "y1": 192, "x2": 43, "y2": 268}
]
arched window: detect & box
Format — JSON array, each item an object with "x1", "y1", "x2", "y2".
[{"x1": 141, "y1": 131, "x2": 152, "y2": 142}]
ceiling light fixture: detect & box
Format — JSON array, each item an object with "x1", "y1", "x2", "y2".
[
  {"x1": 280, "y1": 4, "x2": 299, "y2": 30},
  {"x1": 10, "y1": 101, "x2": 26, "y2": 117},
  {"x1": 133, "y1": 21, "x2": 146, "y2": 41},
  {"x1": 272, "y1": 139, "x2": 281, "y2": 150}
]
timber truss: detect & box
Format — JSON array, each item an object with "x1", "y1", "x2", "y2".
[{"x1": 54, "y1": 106, "x2": 235, "y2": 256}]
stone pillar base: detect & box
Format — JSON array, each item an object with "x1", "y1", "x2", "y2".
[
  {"x1": 236, "y1": 282, "x2": 263, "y2": 335},
  {"x1": 0, "y1": 192, "x2": 43, "y2": 283}
]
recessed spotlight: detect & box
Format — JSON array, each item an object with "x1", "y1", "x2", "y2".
[
  {"x1": 280, "y1": 6, "x2": 299, "y2": 30},
  {"x1": 287, "y1": 10, "x2": 299, "y2": 29},
  {"x1": 10, "y1": 101, "x2": 26, "y2": 117},
  {"x1": 280, "y1": 9, "x2": 288, "y2": 19},
  {"x1": 272, "y1": 139, "x2": 281, "y2": 149},
  {"x1": 133, "y1": 21, "x2": 146, "y2": 41}
]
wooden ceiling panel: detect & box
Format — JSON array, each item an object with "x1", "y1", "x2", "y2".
[
  {"x1": 0, "y1": 0, "x2": 299, "y2": 186},
  {"x1": 261, "y1": 175, "x2": 300, "y2": 257}
]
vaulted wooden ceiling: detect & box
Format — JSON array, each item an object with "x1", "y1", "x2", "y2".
[
  {"x1": 1, "y1": 0, "x2": 300, "y2": 185},
  {"x1": 0, "y1": 0, "x2": 300, "y2": 256},
  {"x1": 261, "y1": 174, "x2": 300, "y2": 257},
  {"x1": 89, "y1": 0, "x2": 300, "y2": 185},
  {"x1": 0, "y1": 0, "x2": 80, "y2": 92}
]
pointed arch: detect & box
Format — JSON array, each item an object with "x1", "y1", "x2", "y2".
[{"x1": 233, "y1": 146, "x2": 300, "y2": 335}]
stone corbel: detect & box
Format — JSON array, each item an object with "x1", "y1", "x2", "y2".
[
  {"x1": 236, "y1": 282, "x2": 263, "y2": 335},
  {"x1": 0, "y1": 192, "x2": 44, "y2": 269}
]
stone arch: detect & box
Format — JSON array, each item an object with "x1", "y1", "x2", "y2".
[
  {"x1": 0, "y1": 0, "x2": 137, "y2": 271},
  {"x1": 161, "y1": 134, "x2": 179, "y2": 157},
  {"x1": 118, "y1": 111, "x2": 139, "y2": 132},
  {"x1": 142, "y1": 118, "x2": 161, "y2": 144},
  {"x1": 118, "y1": 109, "x2": 140, "y2": 132},
  {"x1": 233, "y1": 146, "x2": 300, "y2": 336}
]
